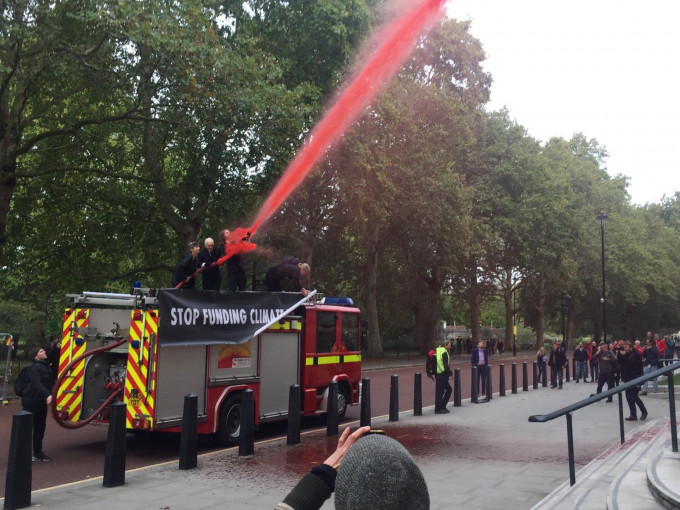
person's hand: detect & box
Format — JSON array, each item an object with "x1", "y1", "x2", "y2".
[
  {"x1": 323, "y1": 426, "x2": 370, "y2": 470},
  {"x1": 46, "y1": 395, "x2": 52, "y2": 405},
  {"x1": 301, "y1": 288, "x2": 310, "y2": 297}
]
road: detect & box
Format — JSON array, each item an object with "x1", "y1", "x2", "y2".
[{"x1": 0, "y1": 353, "x2": 537, "y2": 492}]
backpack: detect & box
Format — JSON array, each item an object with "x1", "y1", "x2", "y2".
[
  {"x1": 14, "y1": 366, "x2": 31, "y2": 397},
  {"x1": 425, "y1": 349, "x2": 437, "y2": 379}
]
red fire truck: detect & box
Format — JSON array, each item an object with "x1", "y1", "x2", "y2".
[{"x1": 53, "y1": 289, "x2": 362, "y2": 445}]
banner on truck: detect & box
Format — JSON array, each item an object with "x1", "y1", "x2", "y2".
[{"x1": 157, "y1": 289, "x2": 312, "y2": 346}]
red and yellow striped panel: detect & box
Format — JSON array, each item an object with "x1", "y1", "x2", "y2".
[
  {"x1": 125, "y1": 310, "x2": 158, "y2": 429},
  {"x1": 55, "y1": 308, "x2": 89, "y2": 422}
]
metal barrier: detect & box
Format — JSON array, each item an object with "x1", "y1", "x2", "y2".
[{"x1": 529, "y1": 361, "x2": 679, "y2": 487}]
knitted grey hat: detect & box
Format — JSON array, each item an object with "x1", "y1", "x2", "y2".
[{"x1": 335, "y1": 434, "x2": 429, "y2": 510}]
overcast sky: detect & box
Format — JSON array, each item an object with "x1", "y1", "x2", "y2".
[{"x1": 446, "y1": 0, "x2": 680, "y2": 205}]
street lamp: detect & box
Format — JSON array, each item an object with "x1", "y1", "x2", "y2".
[{"x1": 596, "y1": 211, "x2": 607, "y2": 343}]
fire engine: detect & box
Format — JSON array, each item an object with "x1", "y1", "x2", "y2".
[{"x1": 52, "y1": 289, "x2": 362, "y2": 445}]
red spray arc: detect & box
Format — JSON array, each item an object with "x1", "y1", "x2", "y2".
[{"x1": 176, "y1": 0, "x2": 447, "y2": 288}]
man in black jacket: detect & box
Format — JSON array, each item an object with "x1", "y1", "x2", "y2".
[
  {"x1": 573, "y1": 342, "x2": 589, "y2": 383},
  {"x1": 22, "y1": 347, "x2": 54, "y2": 461},
  {"x1": 618, "y1": 342, "x2": 648, "y2": 421},
  {"x1": 197, "y1": 238, "x2": 221, "y2": 290},
  {"x1": 548, "y1": 342, "x2": 567, "y2": 389}
]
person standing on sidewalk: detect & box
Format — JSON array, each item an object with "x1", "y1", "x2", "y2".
[
  {"x1": 22, "y1": 347, "x2": 54, "y2": 462},
  {"x1": 471, "y1": 341, "x2": 489, "y2": 397},
  {"x1": 617, "y1": 341, "x2": 648, "y2": 421},
  {"x1": 589, "y1": 340, "x2": 599, "y2": 382},
  {"x1": 434, "y1": 341, "x2": 453, "y2": 414},
  {"x1": 548, "y1": 342, "x2": 567, "y2": 389},
  {"x1": 536, "y1": 347, "x2": 547, "y2": 384},
  {"x1": 641, "y1": 338, "x2": 660, "y2": 395},
  {"x1": 573, "y1": 342, "x2": 588, "y2": 383},
  {"x1": 593, "y1": 343, "x2": 616, "y2": 402}
]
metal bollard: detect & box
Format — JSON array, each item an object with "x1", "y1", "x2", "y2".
[
  {"x1": 511, "y1": 363, "x2": 518, "y2": 394},
  {"x1": 486, "y1": 367, "x2": 493, "y2": 400},
  {"x1": 471, "y1": 366, "x2": 478, "y2": 404},
  {"x1": 389, "y1": 374, "x2": 399, "y2": 422},
  {"x1": 522, "y1": 362, "x2": 529, "y2": 392},
  {"x1": 179, "y1": 394, "x2": 198, "y2": 470},
  {"x1": 360, "y1": 378, "x2": 371, "y2": 428},
  {"x1": 453, "y1": 368, "x2": 461, "y2": 407},
  {"x1": 327, "y1": 381, "x2": 339, "y2": 436},
  {"x1": 565, "y1": 360, "x2": 570, "y2": 382},
  {"x1": 499, "y1": 364, "x2": 506, "y2": 396},
  {"x1": 239, "y1": 389, "x2": 254, "y2": 457},
  {"x1": 572, "y1": 357, "x2": 576, "y2": 380},
  {"x1": 103, "y1": 401, "x2": 127, "y2": 487},
  {"x1": 287, "y1": 384, "x2": 301, "y2": 445},
  {"x1": 533, "y1": 361, "x2": 538, "y2": 389},
  {"x1": 414, "y1": 373, "x2": 422, "y2": 416},
  {"x1": 542, "y1": 365, "x2": 548, "y2": 387},
  {"x1": 4, "y1": 411, "x2": 32, "y2": 509}
]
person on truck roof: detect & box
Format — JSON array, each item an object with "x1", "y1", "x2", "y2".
[
  {"x1": 264, "y1": 259, "x2": 310, "y2": 296},
  {"x1": 172, "y1": 241, "x2": 200, "y2": 288}
]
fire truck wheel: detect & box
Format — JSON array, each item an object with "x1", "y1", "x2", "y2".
[
  {"x1": 218, "y1": 394, "x2": 241, "y2": 446},
  {"x1": 337, "y1": 385, "x2": 349, "y2": 419}
]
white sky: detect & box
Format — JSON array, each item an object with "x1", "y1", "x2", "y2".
[{"x1": 446, "y1": 0, "x2": 680, "y2": 205}]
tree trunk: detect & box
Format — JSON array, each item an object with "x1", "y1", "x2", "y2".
[
  {"x1": 503, "y1": 269, "x2": 514, "y2": 350},
  {"x1": 364, "y1": 221, "x2": 383, "y2": 358},
  {"x1": 533, "y1": 277, "x2": 545, "y2": 350}
]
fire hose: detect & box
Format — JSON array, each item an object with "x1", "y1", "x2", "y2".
[{"x1": 51, "y1": 337, "x2": 127, "y2": 429}]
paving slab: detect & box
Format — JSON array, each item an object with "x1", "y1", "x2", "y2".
[{"x1": 5, "y1": 380, "x2": 676, "y2": 510}]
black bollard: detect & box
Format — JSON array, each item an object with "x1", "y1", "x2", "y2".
[
  {"x1": 499, "y1": 364, "x2": 506, "y2": 396},
  {"x1": 327, "y1": 381, "x2": 339, "y2": 436},
  {"x1": 471, "y1": 366, "x2": 478, "y2": 404},
  {"x1": 4, "y1": 411, "x2": 32, "y2": 509},
  {"x1": 389, "y1": 374, "x2": 399, "y2": 422},
  {"x1": 522, "y1": 362, "x2": 529, "y2": 392},
  {"x1": 414, "y1": 373, "x2": 422, "y2": 416},
  {"x1": 533, "y1": 361, "x2": 538, "y2": 389},
  {"x1": 287, "y1": 384, "x2": 301, "y2": 445},
  {"x1": 103, "y1": 401, "x2": 127, "y2": 487},
  {"x1": 512, "y1": 342, "x2": 517, "y2": 357},
  {"x1": 486, "y1": 367, "x2": 493, "y2": 401},
  {"x1": 239, "y1": 389, "x2": 254, "y2": 457},
  {"x1": 179, "y1": 394, "x2": 198, "y2": 470},
  {"x1": 453, "y1": 368, "x2": 461, "y2": 407},
  {"x1": 565, "y1": 359, "x2": 570, "y2": 382},
  {"x1": 542, "y1": 364, "x2": 548, "y2": 387},
  {"x1": 572, "y1": 357, "x2": 576, "y2": 381},
  {"x1": 511, "y1": 363, "x2": 518, "y2": 394},
  {"x1": 360, "y1": 378, "x2": 371, "y2": 428}
]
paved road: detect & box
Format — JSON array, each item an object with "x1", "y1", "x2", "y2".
[{"x1": 0, "y1": 352, "x2": 536, "y2": 492}]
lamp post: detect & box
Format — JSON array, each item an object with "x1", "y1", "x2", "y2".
[{"x1": 596, "y1": 211, "x2": 607, "y2": 344}]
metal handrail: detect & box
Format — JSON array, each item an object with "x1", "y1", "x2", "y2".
[{"x1": 529, "y1": 360, "x2": 678, "y2": 486}]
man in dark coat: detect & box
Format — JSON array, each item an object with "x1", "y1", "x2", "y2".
[
  {"x1": 264, "y1": 259, "x2": 310, "y2": 296},
  {"x1": 22, "y1": 347, "x2": 54, "y2": 461},
  {"x1": 470, "y1": 341, "x2": 490, "y2": 397},
  {"x1": 617, "y1": 341, "x2": 648, "y2": 421},
  {"x1": 197, "y1": 238, "x2": 221, "y2": 290},
  {"x1": 172, "y1": 241, "x2": 200, "y2": 289},
  {"x1": 548, "y1": 342, "x2": 567, "y2": 389}
]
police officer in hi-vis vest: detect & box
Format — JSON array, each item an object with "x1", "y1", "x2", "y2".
[{"x1": 434, "y1": 341, "x2": 453, "y2": 414}]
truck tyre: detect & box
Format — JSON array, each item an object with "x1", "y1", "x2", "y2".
[
  {"x1": 337, "y1": 385, "x2": 349, "y2": 420},
  {"x1": 218, "y1": 394, "x2": 241, "y2": 446}
]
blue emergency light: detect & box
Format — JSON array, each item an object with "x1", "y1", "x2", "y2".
[{"x1": 322, "y1": 297, "x2": 354, "y2": 306}]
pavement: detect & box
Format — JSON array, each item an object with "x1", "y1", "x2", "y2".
[{"x1": 3, "y1": 358, "x2": 678, "y2": 510}]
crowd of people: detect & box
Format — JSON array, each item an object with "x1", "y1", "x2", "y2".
[{"x1": 171, "y1": 230, "x2": 310, "y2": 295}]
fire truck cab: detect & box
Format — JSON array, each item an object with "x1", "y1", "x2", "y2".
[{"x1": 54, "y1": 289, "x2": 362, "y2": 445}]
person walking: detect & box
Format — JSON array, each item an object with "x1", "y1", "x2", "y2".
[
  {"x1": 593, "y1": 343, "x2": 616, "y2": 402},
  {"x1": 434, "y1": 341, "x2": 453, "y2": 414},
  {"x1": 573, "y1": 342, "x2": 588, "y2": 383},
  {"x1": 617, "y1": 341, "x2": 648, "y2": 421},
  {"x1": 22, "y1": 347, "x2": 54, "y2": 462},
  {"x1": 536, "y1": 347, "x2": 547, "y2": 384},
  {"x1": 589, "y1": 340, "x2": 599, "y2": 382},
  {"x1": 471, "y1": 341, "x2": 489, "y2": 398},
  {"x1": 548, "y1": 342, "x2": 567, "y2": 389},
  {"x1": 641, "y1": 338, "x2": 660, "y2": 395}
]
